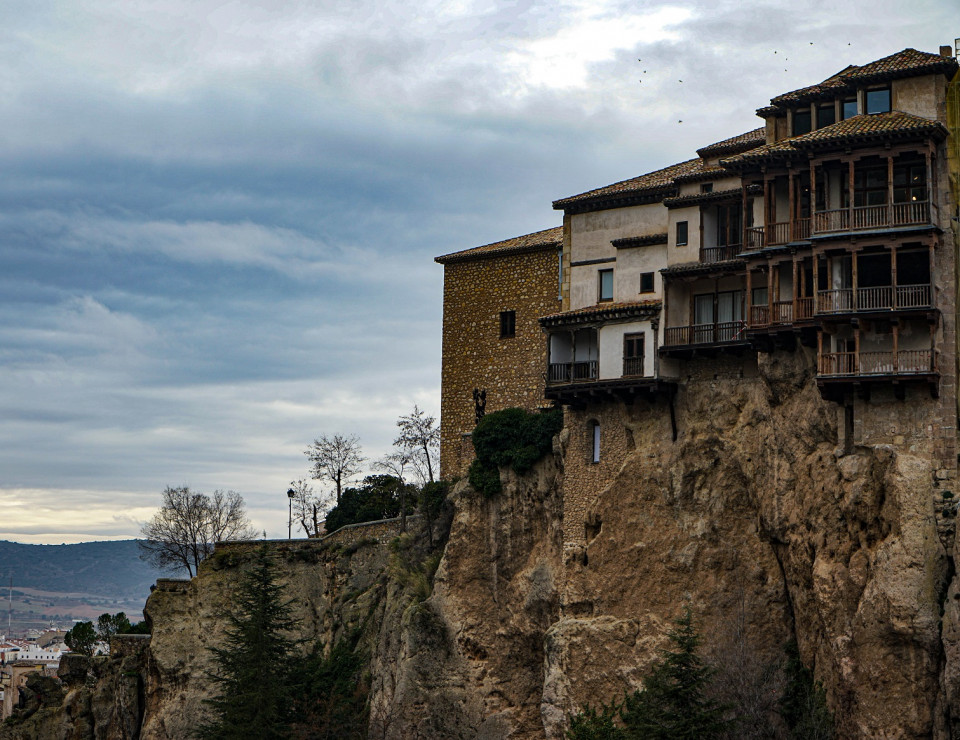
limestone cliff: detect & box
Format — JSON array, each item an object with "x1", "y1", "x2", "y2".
[{"x1": 4, "y1": 346, "x2": 959, "y2": 739}]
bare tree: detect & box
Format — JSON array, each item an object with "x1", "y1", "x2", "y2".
[
  {"x1": 305, "y1": 434, "x2": 364, "y2": 504},
  {"x1": 394, "y1": 405, "x2": 439, "y2": 485},
  {"x1": 139, "y1": 486, "x2": 256, "y2": 577},
  {"x1": 374, "y1": 451, "x2": 413, "y2": 531},
  {"x1": 289, "y1": 478, "x2": 332, "y2": 537}
]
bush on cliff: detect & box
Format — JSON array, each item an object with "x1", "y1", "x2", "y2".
[
  {"x1": 468, "y1": 407, "x2": 562, "y2": 497},
  {"x1": 323, "y1": 474, "x2": 418, "y2": 533}
]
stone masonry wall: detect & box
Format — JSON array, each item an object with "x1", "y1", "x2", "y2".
[{"x1": 439, "y1": 248, "x2": 560, "y2": 477}]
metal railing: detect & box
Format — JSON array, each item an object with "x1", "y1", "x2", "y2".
[
  {"x1": 818, "y1": 349, "x2": 934, "y2": 377},
  {"x1": 664, "y1": 321, "x2": 747, "y2": 347},
  {"x1": 816, "y1": 284, "x2": 932, "y2": 313},
  {"x1": 548, "y1": 361, "x2": 598, "y2": 383},
  {"x1": 813, "y1": 201, "x2": 929, "y2": 234}
]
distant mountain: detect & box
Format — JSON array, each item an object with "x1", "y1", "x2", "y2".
[{"x1": 0, "y1": 540, "x2": 180, "y2": 601}]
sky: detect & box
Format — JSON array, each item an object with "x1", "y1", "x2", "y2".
[{"x1": 0, "y1": 0, "x2": 956, "y2": 544}]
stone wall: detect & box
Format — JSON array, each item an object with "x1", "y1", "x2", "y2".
[{"x1": 439, "y1": 248, "x2": 560, "y2": 477}]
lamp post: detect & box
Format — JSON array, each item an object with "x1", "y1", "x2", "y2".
[{"x1": 287, "y1": 488, "x2": 295, "y2": 540}]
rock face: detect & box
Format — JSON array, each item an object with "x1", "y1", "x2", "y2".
[{"x1": 5, "y1": 348, "x2": 958, "y2": 739}]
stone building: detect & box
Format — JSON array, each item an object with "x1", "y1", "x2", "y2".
[{"x1": 437, "y1": 45, "x2": 960, "y2": 531}]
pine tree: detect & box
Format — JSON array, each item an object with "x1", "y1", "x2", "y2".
[
  {"x1": 198, "y1": 546, "x2": 299, "y2": 740},
  {"x1": 619, "y1": 607, "x2": 733, "y2": 739}
]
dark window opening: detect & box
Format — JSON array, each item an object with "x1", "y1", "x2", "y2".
[
  {"x1": 701, "y1": 183, "x2": 713, "y2": 193},
  {"x1": 858, "y1": 253, "x2": 891, "y2": 288},
  {"x1": 590, "y1": 421, "x2": 600, "y2": 463},
  {"x1": 893, "y1": 157, "x2": 926, "y2": 203},
  {"x1": 897, "y1": 249, "x2": 931, "y2": 285},
  {"x1": 853, "y1": 160, "x2": 887, "y2": 207},
  {"x1": 842, "y1": 98, "x2": 858, "y2": 119},
  {"x1": 598, "y1": 269, "x2": 614, "y2": 302},
  {"x1": 817, "y1": 104, "x2": 835, "y2": 129},
  {"x1": 676, "y1": 220, "x2": 688, "y2": 246},
  {"x1": 499, "y1": 310, "x2": 516, "y2": 338},
  {"x1": 716, "y1": 203, "x2": 742, "y2": 247},
  {"x1": 793, "y1": 109, "x2": 812, "y2": 136},
  {"x1": 639, "y1": 272, "x2": 655, "y2": 293},
  {"x1": 623, "y1": 333, "x2": 645, "y2": 376},
  {"x1": 866, "y1": 88, "x2": 891, "y2": 115}
]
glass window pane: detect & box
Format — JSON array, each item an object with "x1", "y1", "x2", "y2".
[
  {"x1": 599, "y1": 270, "x2": 614, "y2": 301},
  {"x1": 793, "y1": 110, "x2": 811, "y2": 136},
  {"x1": 866, "y1": 88, "x2": 890, "y2": 114},
  {"x1": 842, "y1": 99, "x2": 858, "y2": 119},
  {"x1": 817, "y1": 105, "x2": 835, "y2": 128}
]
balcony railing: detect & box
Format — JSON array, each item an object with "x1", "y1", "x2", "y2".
[
  {"x1": 744, "y1": 218, "x2": 810, "y2": 249},
  {"x1": 548, "y1": 361, "x2": 598, "y2": 384},
  {"x1": 664, "y1": 321, "x2": 747, "y2": 347},
  {"x1": 818, "y1": 349, "x2": 934, "y2": 377},
  {"x1": 816, "y1": 284, "x2": 932, "y2": 314},
  {"x1": 813, "y1": 201, "x2": 929, "y2": 234},
  {"x1": 622, "y1": 357, "x2": 645, "y2": 377},
  {"x1": 700, "y1": 244, "x2": 742, "y2": 263}
]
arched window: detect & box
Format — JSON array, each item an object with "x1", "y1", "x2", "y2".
[{"x1": 589, "y1": 420, "x2": 600, "y2": 463}]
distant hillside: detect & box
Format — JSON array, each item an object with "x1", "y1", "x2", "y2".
[{"x1": 0, "y1": 540, "x2": 179, "y2": 601}]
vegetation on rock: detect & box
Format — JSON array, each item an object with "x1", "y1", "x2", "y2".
[
  {"x1": 779, "y1": 641, "x2": 834, "y2": 740},
  {"x1": 468, "y1": 407, "x2": 562, "y2": 496},
  {"x1": 324, "y1": 474, "x2": 417, "y2": 533},
  {"x1": 198, "y1": 546, "x2": 299, "y2": 740}
]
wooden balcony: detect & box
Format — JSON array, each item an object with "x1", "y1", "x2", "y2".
[
  {"x1": 547, "y1": 361, "x2": 598, "y2": 384},
  {"x1": 661, "y1": 321, "x2": 749, "y2": 357},
  {"x1": 813, "y1": 201, "x2": 930, "y2": 235},
  {"x1": 817, "y1": 349, "x2": 939, "y2": 400},
  {"x1": 815, "y1": 284, "x2": 932, "y2": 315},
  {"x1": 622, "y1": 357, "x2": 645, "y2": 377},
  {"x1": 750, "y1": 298, "x2": 815, "y2": 326},
  {"x1": 744, "y1": 218, "x2": 810, "y2": 249},
  {"x1": 700, "y1": 244, "x2": 741, "y2": 264}
]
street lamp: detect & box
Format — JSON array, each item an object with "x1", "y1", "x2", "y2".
[{"x1": 287, "y1": 488, "x2": 295, "y2": 540}]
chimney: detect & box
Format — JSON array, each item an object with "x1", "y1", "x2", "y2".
[{"x1": 942, "y1": 45, "x2": 955, "y2": 58}]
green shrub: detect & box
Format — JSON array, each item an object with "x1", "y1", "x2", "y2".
[{"x1": 468, "y1": 407, "x2": 562, "y2": 496}]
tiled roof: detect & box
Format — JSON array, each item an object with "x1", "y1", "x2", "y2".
[
  {"x1": 790, "y1": 111, "x2": 948, "y2": 148},
  {"x1": 721, "y1": 111, "x2": 945, "y2": 169},
  {"x1": 663, "y1": 188, "x2": 742, "y2": 209},
  {"x1": 540, "y1": 300, "x2": 661, "y2": 328},
  {"x1": 435, "y1": 226, "x2": 562, "y2": 264},
  {"x1": 611, "y1": 233, "x2": 668, "y2": 249},
  {"x1": 767, "y1": 49, "x2": 957, "y2": 111},
  {"x1": 696, "y1": 128, "x2": 766, "y2": 158},
  {"x1": 674, "y1": 165, "x2": 730, "y2": 184},
  {"x1": 552, "y1": 159, "x2": 702, "y2": 213},
  {"x1": 660, "y1": 259, "x2": 745, "y2": 277}
]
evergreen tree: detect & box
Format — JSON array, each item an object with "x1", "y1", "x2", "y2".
[
  {"x1": 566, "y1": 701, "x2": 626, "y2": 739},
  {"x1": 619, "y1": 607, "x2": 732, "y2": 739},
  {"x1": 198, "y1": 546, "x2": 299, "y2": 740},
  {"x1": 779, "y1": 641, "x2": 834, "y2": 740}
]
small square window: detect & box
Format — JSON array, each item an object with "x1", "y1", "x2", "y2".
[
  {"x1": 842, "y1": 98, "x2": 858, "y2": 119},
  {"x1": 700, "y1": 183, "x2": 713, "y2": 193},
  {"x1": 639, "y1": 272, "x2": 655, "y2": 293},
  {"x1": 866, "y1": 88, "x2": 891, "y2": 115},
  {"x1": 598, "y1": 269, "x2": 614, "y2": 302},
  {"x1": 499, "y1": 310, "x2": 516, "y2": 338},
  {"x1": 676, "y1": 221, "x2": 688, "y2": 246}
]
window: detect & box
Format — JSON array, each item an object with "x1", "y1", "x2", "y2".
[
  {"x1": 598, "y1": 269, "x2": 614, "y2": 302},
  {"x1": 639, "y1": 272, "x2": 655, "y2": 294},
  {"x1": 853, "y1": 164, "x2": 887, "y2": 207},
  {"x1": 752, "y1": 287, "x2": 768, "y2": 306},
  {"x1": 842, "y1": 97, "x2": 858, "y2": 120},
  {"x1": 866, "y1": 88, "x2": 891, "y2": 115},
  {"x1": 623, "y1": 333, "x2": 645, "y2": 376},
  {"x1": 676, "y1": 221, "x2": 689, "y2": 246},
  {"x1": 591, "y1": 421, "x2": 601, "y2": 463},
  {"x1": 716, "y1": 203, "x2": 742, "y2": 247},
  {"x1": 499, "y1": 310, "x2": 516, "y2": 338},
  {"x1": 793, "y1": 109, "x2": 812, "y2": 136},
  {"x1": 700, "y1": 183, "x2": 713, "y2": 193},
  {"x1": 893, "y1": 159, "x2": 926, "y2": 203},
  {"x1": 817, "y1": 104, "x2": 835, "y2": 129}
]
